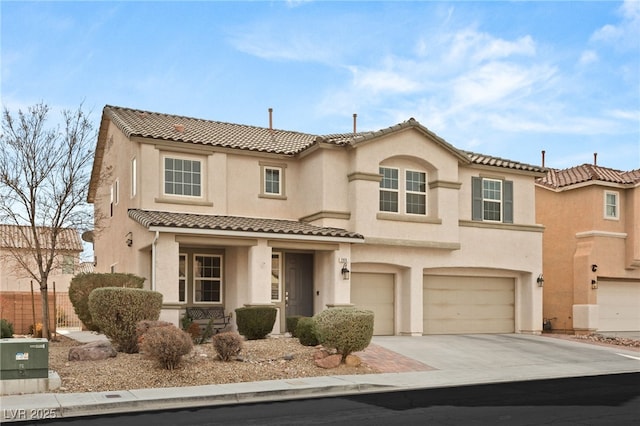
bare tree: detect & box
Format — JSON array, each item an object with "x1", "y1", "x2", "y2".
[{"x1": 0, "y1": 102, "x2": 95, "y2": 339}]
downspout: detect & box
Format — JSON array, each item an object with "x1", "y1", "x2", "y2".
[{"x1": 151, "y1": 231, "x2": 159, "y2": 291}]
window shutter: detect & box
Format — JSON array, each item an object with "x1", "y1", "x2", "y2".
[
  {"x1": 503, "y1": 180, "x2": 513, "y2": 223},
  {"x1": 472, "y1": 177, "x2": 483, "y2": 221}
]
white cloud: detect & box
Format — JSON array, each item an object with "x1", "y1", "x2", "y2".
[
  {"x1": 579, "y1": 50, "x2": 599, "y2": 65},
  {"x1": 591, "y1": 0, "x2": 640, "y2": 49},
  {"x1": 349, "y1": 66, "x2": 422, "y2": 94}
]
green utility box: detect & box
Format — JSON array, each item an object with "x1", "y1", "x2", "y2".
[{"x1": 0, "y1": 338, "x2": 49, "y2": 380}]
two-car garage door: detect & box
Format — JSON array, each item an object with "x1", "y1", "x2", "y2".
[
  {"x1": 352, "y1": 273, "x2": 515, "y2": 335},
  {"x1": 423, "y1": 276, "x2": 515, "y2": 334}
]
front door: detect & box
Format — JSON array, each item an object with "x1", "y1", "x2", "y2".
[{"x1": 283, "y1": 253, "x2": 314, "y2": 332}]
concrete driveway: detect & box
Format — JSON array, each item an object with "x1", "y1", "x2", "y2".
[{"x1": 369, "y1": 334, "x2": 640, "y2": 386}]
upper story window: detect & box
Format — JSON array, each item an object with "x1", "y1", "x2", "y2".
[
  {"x1": 604, "y1": 190, "x2": 619, "y2": 219},
  {"x1": 164, "y1": 157, "x2": 201, "y2": 197},
  {"x1": 379, "y1": 167, "x2": 426, "y2": 215},
  {"x1": 109, "y1": 179, "x2": 119, "y2": 217},
  {"x1": 259, "y1": 162, "x2": 287, "y2": 199},
  {"x1": 62, "y1": 255, "x2": 74, "y2": 274},
  {"x1": 265, "y1": 167, "x2": 281, "y2": 195},
  {"x1": 131, "y1": 157, "x2": 137, "y2": 197},
  {"x1": 472, "y1": 176, "x2": 513, "y2": 223}
]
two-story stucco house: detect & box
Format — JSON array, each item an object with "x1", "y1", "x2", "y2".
[
  {"x1": 536, "y1": 161, "x2": 640, "y2": 334},
  {"x1": 87, "y1": 105, "x2": 546, "y2": 336}
]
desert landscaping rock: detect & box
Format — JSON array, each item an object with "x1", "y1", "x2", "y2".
[
  {"x1": 314, "y1": 354, "x2": 342, "y2": 369},
  {"x1": 68, "y1": 340, "x2": 117, "y2": 361}
]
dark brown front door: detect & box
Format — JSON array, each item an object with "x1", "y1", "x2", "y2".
[{"x1": 285, "y1": 253, "x2": 314, "y2": 319}]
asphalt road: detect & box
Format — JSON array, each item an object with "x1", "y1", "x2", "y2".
[{"x1": 32, "y1": 372, "x2": 640, "y2": 426}]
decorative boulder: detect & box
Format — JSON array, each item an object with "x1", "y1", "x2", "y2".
[
  {"x1": 345, "y1": 354, "x2": 362, "y2": 367},
  {"x1": 68, "y1": 340, "x2": 117, "y2": 361},
  {"x1": 314, "y1": 354, "x2": 341, "y2": 369}
]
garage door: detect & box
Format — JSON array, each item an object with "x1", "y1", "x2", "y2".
[
  {"x1": 598, "y1": 280, "x2": 640, "y2": 332},
  {"x1": 423, "y1": 276, "x2": 515, "y2": 334},
  {"x1": 351, "y1": 272, "x2": 394, "y2": 335}
]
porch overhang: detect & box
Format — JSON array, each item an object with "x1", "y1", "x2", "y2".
[{"x1": 129, "y1": 209, "x2": 364, "y2": 245}]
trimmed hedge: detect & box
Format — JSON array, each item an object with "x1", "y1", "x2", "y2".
[
  {"x1": 314, "y1": 308, "x2": 374, "y2": 359},
  {"x1": 295, "y1": 317, "x2": 319, "y2": 346},
  {"x1": 234, "y1": 306, "x2": 277, "y2": 340},
  {"x1": 286, "y1": 315, "x2": 303, "y2": 337},
  {"x1": 88, "y1": 287, "x2": 162, "y2": 353},
  {"x1": 69, "y1": 273, "x2": 145, "y2": 332}
]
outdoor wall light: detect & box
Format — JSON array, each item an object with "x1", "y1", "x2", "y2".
[
  {"x1": 125, "y1": 232, "x2": 133, "y2": 247},
  {"x1": 341, "y1": 262, "x2": 350, "y2": 280},
  {"x1": 591, "y1": 279, "x2": 598, "y2": 289},
  {"x1": 536, "y1": 274, "x2": 544, "y2": 287},
  {"x1": 591, "y1": 264, "x2": 598, "y2": 272}
]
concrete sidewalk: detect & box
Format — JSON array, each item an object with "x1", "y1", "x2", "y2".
[{"x1": 2, "y1": 333, "x2": 639, "y2": 422}]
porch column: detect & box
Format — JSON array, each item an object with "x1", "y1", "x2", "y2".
[
  {"x1": 154, "y1": 233, "x2": 181, "y2": 325},
  {"x1": 246, "y1": 240, "x2": 273, "y2": 305}
]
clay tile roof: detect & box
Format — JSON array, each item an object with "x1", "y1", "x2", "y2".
[
  {"x1": 105, "y1": 105, "x2": 320, "y2": 155},
  {"x1": 103, "y1": 106, "x2": 544, "y2": 174},
  {"x1": 0, "y1": 225, "x2": 83, "y2": 251},
  {"x1": 128, "y1": 209, "x2": 364, "y2": 240},
  {"x1": 462, "y1": 150, "x2": 546, "y2": 173},
  {"x1": 536, "y1": 164, "x2": 640, "y2": 189}
]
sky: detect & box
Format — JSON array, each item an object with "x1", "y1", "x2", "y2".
[{"x1": 2, "y1": 0, "x2": 639, "y2": 171}]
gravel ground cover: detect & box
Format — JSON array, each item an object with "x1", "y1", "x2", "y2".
[{"x1": 47, "y1": 335, "x2": 378, "y2": 393}]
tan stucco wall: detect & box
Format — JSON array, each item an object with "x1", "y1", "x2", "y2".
[{"x1": 536, "y1": 183, "x2": 640, "y2": 332}]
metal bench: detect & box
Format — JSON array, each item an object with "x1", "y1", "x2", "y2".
[{"x1": 185, "y1": 306, "x2": 232, "y2": 335}]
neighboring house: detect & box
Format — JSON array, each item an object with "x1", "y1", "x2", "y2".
[
  {"x1": 0, "y1": 225, "x2": 83, "y2": 333},
  {"x1": 536, "y1": 162, "x2": 640, "y2": 334},
  {"x1": 87, "y1": 105, "x2": 546, "y2": 336}
]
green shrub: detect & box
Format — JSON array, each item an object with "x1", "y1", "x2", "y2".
[
  {"x1": 295, "y1": 317, "x2": 319, "y2": 346},
  {"x1": 212, "y1": 331, "x2": 243, "y2": 361},
  {"x1": 286, "y1": 316, "x2": 303, "y2": 337},
  {"x1": 139, "y1": 325, "x2": 193, "y2": 370},
  {"x1": 314, "y1": 308, "x2": 374, "y2": 360},
  {"x1": 69, "y1": 273, "x2": 145, "y2": 332},
  {"x1": 1, "y1": 319, "x2": 14, "y2": 338},
  {"x1": 88, "y1": 287, "x2": 162, "y2": 353},
  {"x1": 234, "y1": 306, "x2": 277, "y2": 340}
]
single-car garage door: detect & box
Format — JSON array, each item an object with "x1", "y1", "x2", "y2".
[
  {"x1": 598, "y1": 280, "x2": 640, "y2": 332},
  {"x1": 423, "y1": 275, "x2": 515, "y2": 334},
  {"x1": 351, "y1": 272, "x2": 394, "y2": 335}
]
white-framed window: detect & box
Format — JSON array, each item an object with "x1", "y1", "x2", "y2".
[
  {"x1": 271, "y1": 252, "x2": 281, "y2": 302},
  {"x1": 178, "y1": 253, "x2": 187, "y2": 303},
  {"x1": 259, "y1": 162, "x2": 287, "y2": 198},
  {"x1": 379, "y1": 167, "x2": 427, "y2": 215},
  {"x1": 405, "y1": 169, "x2": 426, "y2": 215},
  {"x1": 604, "y1": 190, "x2": 619, "y2": 219},
  {"x1": 131, "y1": 157, "x2": 137, "y2": 197},
  {"x1": 109, "y1": 180, "x2": 120, "y2": 217},
  {"x1": 472, "y1": 176, "x2": 513, "y2": 223},
  {"x1": 379, "y1": 167, "x2": 399, "y2": 212},
  {"x1": 164, "y1": 156, "x2": 202, "y2": 197},
  {"x1": 194, "y1": 254, "x2": 222, "y2": 303},
  {"x1": 265, "y1": 167, "x2": 282, "y2": 195}
]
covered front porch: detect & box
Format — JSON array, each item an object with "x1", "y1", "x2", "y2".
[{"x1": 128, "y1": 209, "x2": 364, "y2": 334}]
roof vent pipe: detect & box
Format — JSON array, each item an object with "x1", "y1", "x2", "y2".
[
  {"x1": 541, "y1": 150, "x2": 545, "y2": 168},
  {"x1": 593, "y1": 152, "x2": 597, "y2": 166},
  {"x1": 268, "y1": 108, "x2": 273, "y2": 131},
  {"x1": 353, "y1": 113, "x2": 357, "y2": 133}
]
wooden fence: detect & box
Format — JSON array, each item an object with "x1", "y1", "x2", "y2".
[{"x1": 0, "y1": 289, "x2": 82, "y2": 335}]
